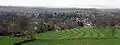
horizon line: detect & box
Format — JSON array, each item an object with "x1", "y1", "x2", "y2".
[{"x1": 0, "y1": 5, "x2": 120, "y2": 9}]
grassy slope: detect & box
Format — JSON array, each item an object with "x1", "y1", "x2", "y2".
[
  {"x1": 1, "y1": 28, "x2": 120, "y2": 45},
  {"x1": 23, "y1": 28, "x2": 120, "y2": 45},
  {"x1": 0, "y1": 36, "x2": 24, "y2": 45},
  {"x1": 35, "y1": 28, "x2": 113, "y2": 39},
  {"x1": 24, "y1": 39, "x2": 120, "y2": 45}
]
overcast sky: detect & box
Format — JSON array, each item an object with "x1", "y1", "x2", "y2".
[{"x1": 0, "y1": 0, "x2": 119, "y2": 8}]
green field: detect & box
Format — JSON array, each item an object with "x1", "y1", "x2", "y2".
[
  {"x1": 0, "y1": 36, "x2": 24, "y2": 45},
  {"x1": 35, "y1": 28, "x2": 112, "y2": 39},
  {"x1": 23, "y1": 39, "x2": 120, "y2": 45},
  {"x1": 1, "y1": 28, "x2": 120, "y2": 45}
]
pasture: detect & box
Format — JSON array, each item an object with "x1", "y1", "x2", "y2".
[
  {"x1": 0, "y1": 36, "x2": 24, "y2": 45},
  {"x1": 1, "y1": 28, "x2": 120, "y2": 45}
]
